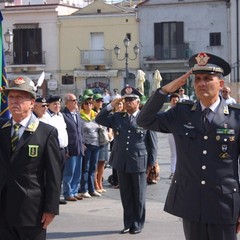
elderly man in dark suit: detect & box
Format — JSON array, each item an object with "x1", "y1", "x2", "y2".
[
  {"x1": 62, "y1": 93, "x2": 84, "y2": 201},
  {"x1": 95, "y1": 87, "x2": 157, "y2": 235},
  {"x1": 0, "y1": 76, "x2": 61, "y2": 240},
  {"x1": 137, "y1": 52, "x2": 240, "y2": 240}
]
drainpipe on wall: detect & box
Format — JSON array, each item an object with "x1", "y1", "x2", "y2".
[{"x1": 237, "y1": 0, "x2": 239, "y2": 82}]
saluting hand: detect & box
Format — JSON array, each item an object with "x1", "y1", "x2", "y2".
[
  {"x1": 41, "y1": 212, "x2": 55, "y2": 229},
  {"x1": 161, "y1": 70, "x2": 192, "y2": 94},
  {"x1": 111, "y1": 98, "x2": 124, "y2": 109}
]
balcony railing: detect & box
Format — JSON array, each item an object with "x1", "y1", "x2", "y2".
[
  {"x1": 154, "y1": 43, "x2": 191, "y2": 60},
  {"x1": 80, "y1": 49, "x2": 113, "y2": 66},
  {"x1": 13, "y1": 51, "x2": 46, "y2": 65}
]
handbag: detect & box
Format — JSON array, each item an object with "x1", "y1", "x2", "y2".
[
  {"x1": 147, "y1": 162, "x2": 160, "y2": 184},
  {"x1": 98, "y1": 126, "x2": 110, "y2": 145}
]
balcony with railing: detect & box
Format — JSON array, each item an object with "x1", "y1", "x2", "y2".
[
  {"x1": 155, "y1": 43, "x2": 191, "y2": 60},
  {"x1": 143, "y1": 43, "x2": 192, "y2": 70},
  {"x1": 12, "y1": 51, "x2": 46, "y2": 65},
  {"x1": 80, "y1": 49, "x2": 113, "y2": 68}
]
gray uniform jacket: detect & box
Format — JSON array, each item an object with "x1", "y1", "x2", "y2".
[
  {"x1": 95, "y1": 108, "x2": 157, "y2": 173},
  {"x1": 137, "y1": 90, "x2": 240, "y2": 224}
]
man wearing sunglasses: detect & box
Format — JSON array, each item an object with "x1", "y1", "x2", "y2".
[
  {"x1": 33, "y1": 97, "x2": 49, "y2": 123},
  {"x1": 95, "y1": 87, "x2": 157, "y2": 235},
  {"x1": 62, "y1": 93, "x2": 84, "y2": 202}
]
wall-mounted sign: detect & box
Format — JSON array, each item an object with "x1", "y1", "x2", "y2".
[{"x1": 47, "y1": 79, "x2": 58, "y2": 90}]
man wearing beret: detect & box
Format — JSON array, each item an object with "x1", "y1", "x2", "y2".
[
  {"x1": 137, "y1": 52, "x2": 240, "y2": 240},
  {"x1": 95, "y1": 87, "x2": 157, "y2": 234},
  {"x1": 33, "y1": 97, "x2": 49, "y2": 123},
  {"x1": 0, "y1": 76, "x2": 61, "y2": 240}
]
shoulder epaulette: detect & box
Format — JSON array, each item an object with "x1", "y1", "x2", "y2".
[
  {"x1": 177, "y1": 100, "x2": 194, "y2": 106},
  {"x1": 228, "y1": 103, "x2": 240, "y2": 110}
]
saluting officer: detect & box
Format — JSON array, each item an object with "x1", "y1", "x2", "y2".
[
  {"x1": 95, "y1": 87, "x2": 157, "y2": 235},
  {"x1": 137, "y1": 52, "x2": 240, "y2": 240}
]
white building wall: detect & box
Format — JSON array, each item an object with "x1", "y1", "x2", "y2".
[{"x1": 138, "y1": 0, "x2": 229, "y2": 64}]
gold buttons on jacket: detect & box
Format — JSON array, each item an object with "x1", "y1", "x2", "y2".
[
  {"x1": 201, "y1": 181, "x2": 206, "y2": 185},
  {"x1": 203, "y1": 150, "x2": 207, "y2": 154},
  {"x1": 202, "y1": 165, "x2": 206, "y2": 170}
]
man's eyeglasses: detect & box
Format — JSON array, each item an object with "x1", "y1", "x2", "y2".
[
  {"x1": 42, "y1": 104, "x2": 48, "y2": 108},
  {"x1": 96, "y1": 99, "x2": 103, "y2": 103}
]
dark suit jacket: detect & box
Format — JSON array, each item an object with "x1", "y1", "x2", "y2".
[
  {"x1": 137, "y1": 90, "x2": 240, "y2": 224},
  {"x1": 95, "y1": 108, "x2": 157, "y2": 173},
  {"x1": 62, "y1": 107, "x2": 84, "y2": 156},
  {"x1": 0, "y1": 114, "x2": 61, "y2": 226}
]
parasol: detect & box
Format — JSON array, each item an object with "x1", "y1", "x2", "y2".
[{"x1": 136, "y1": 69, "x2": 145, "y2": 94}]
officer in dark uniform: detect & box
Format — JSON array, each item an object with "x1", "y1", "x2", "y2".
[
  {"x1": 95, "y1": 87, "x2": 157, "y2": 235},
  {"x1": 137, "y1": 52, "x2": 240, "y2": 240}
]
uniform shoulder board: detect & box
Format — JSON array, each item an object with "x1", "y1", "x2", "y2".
[
  {"x1": 178, "y1": 99, "x2": 194, "y2": 105},
  {"x1": 228, "y1": 103, "x2": 240, "y2": 110}
]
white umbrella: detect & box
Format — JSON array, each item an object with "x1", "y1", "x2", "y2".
[
  {"x1": 152, "y1": 69, "x2": 162, "y2": 91},
  {"x1": 136, "y1": 70, "x2": 145, "y2": 94}
]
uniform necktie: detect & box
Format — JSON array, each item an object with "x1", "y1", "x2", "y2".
[
  {"x1": 129, "y1": 115, "x2": 134, "y2": 124},
  {"x1": 201, "y1": 108, "x2": 211, "y2": 131},
  {"x1": 11, "y1": 123, "x2": 21, "y2": 152}
]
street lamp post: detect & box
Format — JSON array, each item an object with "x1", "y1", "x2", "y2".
[
  {"x1": 114, "y1": 36, "x2": 140, "y2": 85},
  {"x1": 4, "y1": 29, "x2": 13, "y2": 54}
]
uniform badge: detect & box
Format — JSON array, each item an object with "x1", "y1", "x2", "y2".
[
  {"x1": 28, "y1": 145, "x2": 39, "y2": 157},
  {"x1": 219, "y1": 152, "x2": 229, "y2": 159},
  {"x1": 195, "y1": 52, "x2": 210, "y2": 66},
  {"x1": 14, "y1": 77, "x2": 26, "y2": 85},
  {"x1": 125, "y1": 87, "x2": 133, "y2": 94},
  {"x1": 221, "y1": 144, "x2": 228, "y2": 152},
  {"x1": 216, "y1": 135, "x2": 220, "y2": 141},
  {"x1": 229, "y1": 136, "x2": 235, "y2": 141},
  {"x1": 219, "y1": 144, "x2": 229, "y2": 159}
]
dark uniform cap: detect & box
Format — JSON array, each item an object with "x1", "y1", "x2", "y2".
[
  {"x1": 47, "y1": 96, "x2": 62, "y2": 103},
  {"x1": 83, "y1": 89, "x2": 94, "y2": 96},
  {"x1": 121, "y1": 86, "x2": 142, "y2": 99},
  {"x1": 93, "y1": 93, "x2": 103, "y2": 101},
  {"x1": 189, "y1": 52, "x2": 231, "y2": 77},
  {"x1": 80, "y1": 95, "x2": 93, "y2": 105},
  {"x1": 35, "y1": 97, "x2": 47, "y2": 104},
  {"x1": 2, "y1": 75, "x2": 36, "y2": 98},
  {"x1": 113, "y1": 88, "x2": 118, "y2": 92}
]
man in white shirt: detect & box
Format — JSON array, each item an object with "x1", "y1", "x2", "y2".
[
  {"x1": 33, "y1": 97, "x2": 49, "y2": 123},
  {"x1": 221, "y1": 86, "x2": 237, "y2": 105},
  {"x1": 46, "y1": 96, "x2": 68, "y2": 204},
  {"x1": 178, "y1": 87, "x2": 189, "y2": 101}
]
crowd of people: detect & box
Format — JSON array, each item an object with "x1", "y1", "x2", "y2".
[{"x1": 1, "y1": 51, "x2": 240, "y2": 240}]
